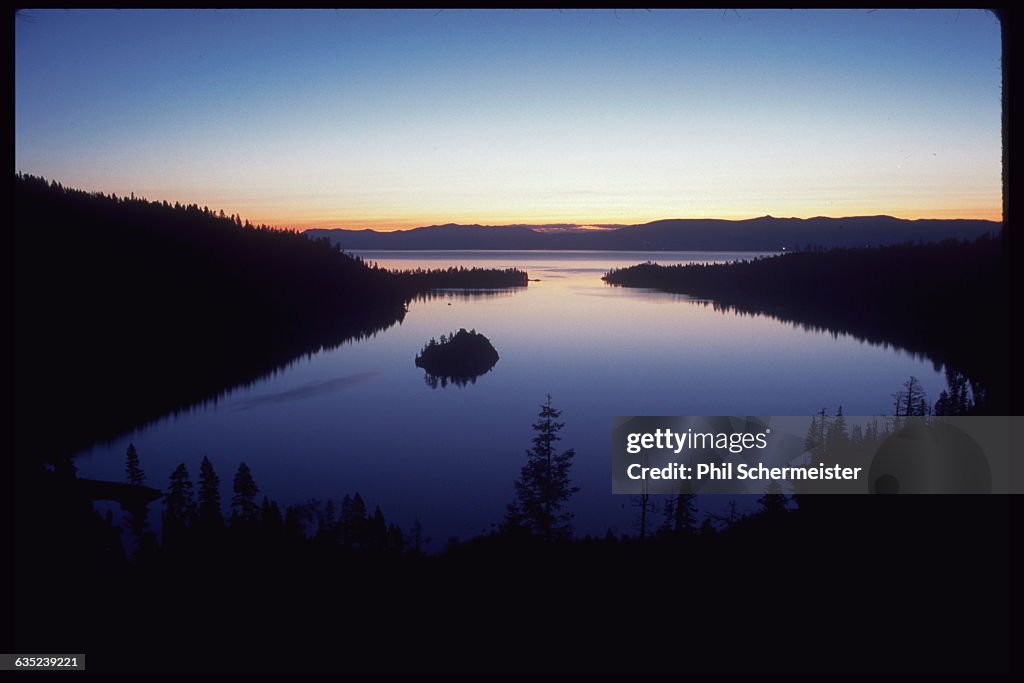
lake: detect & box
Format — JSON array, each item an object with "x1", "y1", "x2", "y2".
[{"x1": 75, "y1": 250, "x2": 949, "y2": 547}]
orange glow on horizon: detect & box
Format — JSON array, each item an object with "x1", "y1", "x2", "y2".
[
  {"x1": 264, "y1": 207, "x2": 1003, "y2": 233},
  {"x1": 66, "y1": 183, "x2": 1003, "y2": 232}
]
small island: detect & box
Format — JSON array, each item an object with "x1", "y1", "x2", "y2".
[{"x1": 415, "y1": 329, "x2": 499, "y2": 388}]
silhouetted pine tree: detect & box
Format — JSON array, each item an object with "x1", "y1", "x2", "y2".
[
  {"x1": 670, "y1": 491, "x2": 699, "y2": 535},
  {"x1": 197, "y1": 456, "x2": 224, "y2": 532},
  {"x1": 341, "y1": 493, "x2": 368, "y2": 547},
  {"x1": 407, "y1": 518, "x2": 427, "y2": 556},
  {"x1": 387, "y1": 523, "x2": 405, "y2": 553},
  {"x1": 894, "y1": 376, "x2": 929, "y2": 420},
  {"x1": 500, "y1": 500, "x2": 532, "y2": 538},
  {"x1": 122, "y1": 443, "x2": 153, "y2": 558},
  {"x1": 368, "y1": 505, "x2": 387, "y2": 550},
  {"x1": 864, "y1": 417, "x2": 881, "y2": 442},
  {"x1": 314, "y1": 498, "x2": 339, "y2": 544},
  {"x1": 507, "y1": 394, "x2": 578, "y2": 542},
  {"x1": 632, "y1": 491, "x2": 656, "y2": 540},
  {"x1": 825, "y1": 406, "x2": 849, "y2": 455},
  {"x1": 260, "y1": 496, "x2": 284, "y2": 537},
  {"x1": 230, "y1": 462, "x2": 260, "y2": 523},
  {"x1": 850, "y1": 423, "x2": 864, "y2": 442},
  {"x1": 163, "y1": 463, "x2": 196, "y2": 550},
  {"x1": 125, "y1": 443, "x2": 145, "y2": 485},
  {"x1": 804, "y1": 408, "x2": 828, "y2": 456},
  {"x1": 935, "y1": 370, "x2": 974, "y2": 415}
]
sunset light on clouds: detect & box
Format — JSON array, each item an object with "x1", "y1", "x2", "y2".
[{"x1": 15, "y1": 8, "x2": 1002, "y2": 231}]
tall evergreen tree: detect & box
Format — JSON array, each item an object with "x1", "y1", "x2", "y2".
[
  {"x1": 164, "y1": 464, "x2": 195, "y2": 521},
  {"x1": 231, "y1": 462, "x2": 260, "y2": 524},
  {"x1": 633, "y1": 491, "x2": 656, "y2": 540},
  {"x1": 122, "y1": 441, "x2": 153, "y2": 557},
  {"x1": 125, "y1": 443, "x2": 145, "y2": 485},
  {"x1": 315, "y1": 498, "x2": 339, "y2": 543},
  {"x1": 864, "y1": 417, "x2": 881, "y2": 442},
  {"x1": 368, "y1": 505, "x2": 388, "y2": 550},
  {"x1": 670, "y1": 491, "x2": 698, "y2": 535},
  {"x1": 340, "y1": 493, "x2": 368, "y2": 547},
  {"x1": 260, "y1": 496, "x2": 283, "y2": 536},
  {"x1": 935, "y1": 370, "x2": 974, "y2": 415},
  {"x1": 507, "y1": 394, "x2": 579, "y2": 542},
  {"x1": 803, "y1": 414, "x2": 820, "y2": 455},
  {"x1": 407, "y1": 518, "x2": 426, "y2": 556},
  {"x1": 849, "y1": 423, "x2": 864, "y2": 443},
  {"x1": 825, "y1": 405, "x2": 849, "y2": 455},
  {"x1": 164, "y1": 463, "x2": 196, "y2": 549},
  {"x1": 804, "y1": 408, "x2": 828, "y2": 456},
  {"x1": 894, "y1": 376, "x2": 929, "y2": 418},
  {"x1": 659, "y1": 477, "x2": 698, "y2": 537},
  {"x1": 197, "y1": 455, "x2": 223, "y2": 530}
]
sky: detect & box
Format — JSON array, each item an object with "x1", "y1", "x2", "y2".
[{"x1": 15, "y1": 9, "x2": 1003, "y2": 230}]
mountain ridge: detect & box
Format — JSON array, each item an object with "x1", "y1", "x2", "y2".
[{"x1": 307, "y1": 215, "x2": 999, "y2": 251}]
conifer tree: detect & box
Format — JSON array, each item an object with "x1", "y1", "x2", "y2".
[
  {"x1": 231, "y1": 462, "x2": 260, "y2": 523},
  {"x1": 165, "y1": 464, "x2": 195, "y2": 521},
  {"x1": 368, "y1": 505, "x2": 388, "y2": 550},
  {"x1": 164, "y1": 463, "x2": 196, "y2": 548},
  {"x1": 506, "y1": 394, "x2": 579, "y2": 542},
  {"x1": 825, "y1": 405, "x2": 849, "y2": 455},
  {"x1": 260, "y1": 496, "x2": 283, "y2": 535},
  {"x1": 125, "y1": 443, "x2": 145, "y2": 485},
  {"x1": 341, "y1": 493, "x2": 368, "y2": 546},
  {"x1": 670, "y1": 491, "x2": 698, "y2": 534},
  {"x1": 197, "y1": 455, "x2": 223, "y2": 531},
  {"x1": 407, "y1": 518, "x2": 427, "y2": 556},
  {"x1": 894, "y1": 376, "x2": 929, "y2": 419}
]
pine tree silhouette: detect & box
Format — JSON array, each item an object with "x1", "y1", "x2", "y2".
[
  {"x1": 231, "y1": 462, "x2": 260, "y2": 523},
  {"x1": 125, "y1": 443, "x2": 145, "y2": 485},
  {"x1": 506, "y1": 394, "x2": 579, "y2": 542},
  {"x1": 164, "y1": 463, "x2": 196, "y2": 550},
  {"x1": 197, "y1": 456, "x2": 224, "y2": 532}
]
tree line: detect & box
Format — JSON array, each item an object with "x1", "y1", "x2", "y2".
[
  {"x1": 17, "y1": 388, "x2": 1011, "y2": 674},
  {"x1": 603, "y1": 235, "x2": 1010, "y2": 413},
  {"x1": 388, "y1": 265, "x2": 528, "y2": 289},
  {"x1": 118, "y1": 449, "x2": 412, "y2": 563},
  {"x1": 14, "y1": 174, "x2": 529, "y2": 462}
]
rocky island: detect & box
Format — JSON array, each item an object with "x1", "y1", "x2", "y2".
[{"x1": 415, "y1": 329, "x2": 499, "y2": 388}]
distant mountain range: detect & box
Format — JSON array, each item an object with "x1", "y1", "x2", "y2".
[{"x1": 306, "y1": 216, "x2": 998, "y2": 251}]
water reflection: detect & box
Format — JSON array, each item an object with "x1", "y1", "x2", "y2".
[
  {"x1": 423, "y1": 371, "x2": 493, "y2": 389},
  {"x1": 74, "y1": 251, "x2": 949, "y2": 549},
  {"x1": 234, "y1": 371, "x2": 381, "y2": 409},
  {"x1": 411, "y1": 288, "x2": 521, "y2": 303}
]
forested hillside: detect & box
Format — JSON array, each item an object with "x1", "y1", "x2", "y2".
[{"x1": 15, "y1": 174, "x2": 409, "y2": 460}]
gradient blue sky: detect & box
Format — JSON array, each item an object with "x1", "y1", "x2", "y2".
[{"x1": 15, "y1": 9, "x2": 1002, "y2": 230}]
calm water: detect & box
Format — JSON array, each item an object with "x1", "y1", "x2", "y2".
[{"x1": 76, "y1": 251, "x2": 948, "y2": 547}]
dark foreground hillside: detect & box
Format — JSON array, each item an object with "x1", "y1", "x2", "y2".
[{"x1": 17, "y1": 459, "x2": 1013, "y2": 675}]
